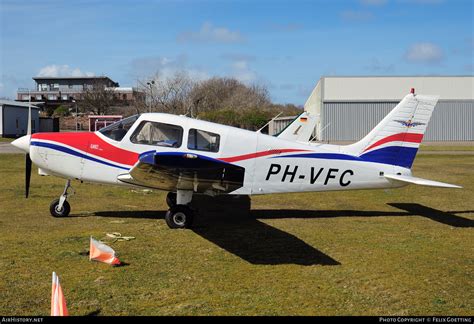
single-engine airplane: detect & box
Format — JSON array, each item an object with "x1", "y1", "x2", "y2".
[{"x1": 12, "y1": 89, "x2": 461, "y2": 229}]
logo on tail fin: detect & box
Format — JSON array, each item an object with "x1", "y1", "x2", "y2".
[{"x1": 395, "y1": 120, "x2": 426, "y2": 128}]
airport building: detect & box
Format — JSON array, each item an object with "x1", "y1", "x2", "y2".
[
  {"x1": 301, "y1": 76, "x2": 474, "y2": 142},
  {"x1": 16, "y1": 76, "x2": 145, "y2": 112}
]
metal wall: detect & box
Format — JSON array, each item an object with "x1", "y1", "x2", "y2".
[
  {"x1": 268, "y1": 116, "x2": 296, "y2": 135},
  {"x1": 1, "y1": 105, "x2": 40, "y2": 137},
  {"x1": 321, "y1": 100, "x2": 474, "y2": 142}
]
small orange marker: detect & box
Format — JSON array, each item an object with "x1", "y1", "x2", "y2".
[
  {"x1": 51, "y1": 272, "x2": 69, "y2": 316},
  {"x1": 89, "y1": 237, "x2": 121, "y2": 266}
]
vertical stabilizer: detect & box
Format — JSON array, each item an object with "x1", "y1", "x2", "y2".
[{"x1": 343, "y1": 91, "x2": 439, "y2": 168}]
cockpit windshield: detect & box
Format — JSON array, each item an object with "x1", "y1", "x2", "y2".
[{"x1": 99, "y1": 115, "x2": 140, "y2": 141}]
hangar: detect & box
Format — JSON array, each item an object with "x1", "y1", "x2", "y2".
[
  {"x1": 0, "y1": 100, "x2": 40, "y2": 138},
  {"x1": 303, "y1": 76, "x2": 473, "y2": 142}
]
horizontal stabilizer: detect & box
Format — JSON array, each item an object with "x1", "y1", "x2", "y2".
[{"x1": 384, "y1": 174, "x2": 462, "y2": 188}]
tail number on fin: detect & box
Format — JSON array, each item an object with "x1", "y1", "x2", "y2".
[{"x1": 266, "y1": 163, "x2": 353, "y2": 187}]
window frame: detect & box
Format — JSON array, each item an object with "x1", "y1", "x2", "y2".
[
  {"x1": 130, "y1": 120, "x2": 184, "y2": 148},
  {"x1": 187, "y1": 128, "x2": 220, "y2": 153}
]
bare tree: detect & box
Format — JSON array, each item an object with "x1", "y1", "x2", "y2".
[
  {"x1": 137, "y1": 71, "x2": 195, "y2": 115},
  {"x1": 77, "y1": 80, "x2": 117, "y2": 115}
]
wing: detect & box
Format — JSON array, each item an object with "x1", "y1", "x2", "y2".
[{"x1": 118, "y1": 151, "x2": 245, "y2": 194}]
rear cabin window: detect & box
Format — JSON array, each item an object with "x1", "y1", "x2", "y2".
[
  {"x1": 187, "y1": 129, "x2": 220, "y2": 152},
  {"x1": 130, "y1": 121, "x2": 183, "y2": 148}
]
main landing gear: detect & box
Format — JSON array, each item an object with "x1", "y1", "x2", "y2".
[
  {"x1": 50, "y1": 180, "x2": 72, "y2": 217},
  {"x1": 165, "y1": 190, "x2": 194, "y2": 229}
]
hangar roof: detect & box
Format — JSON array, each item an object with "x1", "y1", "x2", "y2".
[
  {"x1": 311, "y1": 76, "x2": 473, "y2": 102},
  {"x1": 0, "y1": 100, "x2": 41, "y2": 109}
]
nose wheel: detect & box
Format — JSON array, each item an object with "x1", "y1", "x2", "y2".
[
  {"x1": 50, "y1": 180, "x2": 72, "y2": 217},
  {"x1": 50, "y1": 199, "x2": 71, "y2": 217}
]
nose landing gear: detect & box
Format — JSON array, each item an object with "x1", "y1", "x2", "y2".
[{"x1": 50, "y1": 180, "x2": 73, "y2": 217}]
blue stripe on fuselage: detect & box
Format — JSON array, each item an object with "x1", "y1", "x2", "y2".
[
  {"x1": 360, "y1": 146, "x2": 418, "y2": 168},
  {"x1": 31, "y1": 141, "x2": 130, "y2": 170},
  {"x1": 276, "y1": 146, "x2": 418, "y2": 168}
]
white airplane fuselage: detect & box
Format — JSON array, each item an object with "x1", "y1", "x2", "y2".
[{"x1": 27, "y1": 113, "x2": 409, "y2": 196}]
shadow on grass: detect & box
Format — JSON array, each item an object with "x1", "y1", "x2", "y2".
[
  {"x1": 192, "y1": 218, "x2": 340, "y2": 266},
  {"x1": 80, "y1": 209, "x2": 340, "y2": 266},
  {"x1": 388, "y1": 203, "x2": 474, "y2": 228},
  {"x1": 253, "y1": 204, "x2": 473, "y2": 228},
  {"x1": 87, "y1": 210, "x2": 166, "y2": 219},
  {"x1": 72, "y1": 202, "x2": 472, "y2": 266},
  {"x1": 85, "y1": 309, "x2": 101, "y2": 316}
]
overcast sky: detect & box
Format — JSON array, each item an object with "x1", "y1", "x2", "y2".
[{"x1": 0, "y1": 0, "x2": 472, "y2": 104}]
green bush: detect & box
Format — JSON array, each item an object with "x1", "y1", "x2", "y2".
[{"x1": 53, "y1": 105, "x2": 70, "y2": 117}]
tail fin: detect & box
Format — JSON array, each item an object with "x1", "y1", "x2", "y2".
[
  {"x1": 344, "y1": 91, "x2": 439, "y2": 169},
  {"x1": 276, "y1": 111, "x2": 319, "y2": 142}
]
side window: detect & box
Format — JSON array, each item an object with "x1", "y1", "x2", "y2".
[
  {"x1": 131, "y1": 121, "x2": 183, "y2": 148},
  {"x1": 187, "y1": 128, "x2": 220, "y2": 153}
]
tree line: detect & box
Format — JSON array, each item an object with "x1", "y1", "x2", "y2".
[{"x1": 56, "y1": 71, "x2": 302, "y2": 131}]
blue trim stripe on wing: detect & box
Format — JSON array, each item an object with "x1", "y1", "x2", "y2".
[{"x1": 31, "y1": 141, "x2": 130, "y2": 170}]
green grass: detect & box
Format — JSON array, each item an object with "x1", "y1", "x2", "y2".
[
  {"x1": 419, "y1": 145, "x2": 474, "y2": 152},
  {"x1": 0, "y1": 153, "x2": 472, "y2": 316},
  {"x1": 0, "y1": 137, "x2": 14, "y2": 143}
]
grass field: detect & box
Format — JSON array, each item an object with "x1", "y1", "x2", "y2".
[{"x1": 0, "y1": 153, "x2": 472, "y2": 316}]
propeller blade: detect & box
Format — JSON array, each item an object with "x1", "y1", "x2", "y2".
[{"x1": 25, "y1": 153, "x2": 32, "y2": 198}]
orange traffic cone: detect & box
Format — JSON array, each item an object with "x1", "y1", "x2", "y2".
[
  {"x1": 51, "y1": 272, "x2": 69, "y2": 316},
  {"x1": 89, "y1": 237, "x2": 121, "y2": 266}
]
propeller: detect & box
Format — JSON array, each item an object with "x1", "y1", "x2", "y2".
[
  {"x1": 25, "y1": 93, "x2": 32, "y2": 198},
  {"x1": 25, "y1": 153, "x2": 32, "y2": 198}
]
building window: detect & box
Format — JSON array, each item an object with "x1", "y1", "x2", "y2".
[
  {"x1": 36, "y1": 95, "x2": 42, "y2": 100},
  {"x1": 48, "y1": 95, "x2": 56, "y2": 100},
  {"x1": 69, "y1": 84, "x2": 73, "y2": 89},
  {"x1": 22, "y1": 95, "x2": 30, "y2": 100},
  {"x1": 62, "y1": 95, "x2": 68, "y2": 100},
  {"x1": 187, "y1": 129, "x2": 220, "y2": 152}
]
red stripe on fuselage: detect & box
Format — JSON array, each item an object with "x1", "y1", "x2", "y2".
[
  {"x1": 32, "y1": 132, "x2": 139, "y2": 166},
  {"x1": 220, "y1": 149, "x2": 309, "y2": 163},
  {"x1": 363, "y1": 133, "x2": 424, "y2": 153}
]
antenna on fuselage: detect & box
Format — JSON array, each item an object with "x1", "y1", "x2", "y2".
[{"x1": 257, "y1": 111, "x2": 283, "y2": 134}]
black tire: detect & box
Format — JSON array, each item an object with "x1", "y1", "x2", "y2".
[
  {"x1": 166, "y1": 192, "x2": 177, "y2": 208},
  {"x1": 49, "y1": 198, "x2": 71, "y2": 217},
  {"x1": 165, "y1": 205, "x2": 194, "y2": 229}
]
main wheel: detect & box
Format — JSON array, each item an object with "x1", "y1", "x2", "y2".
[
  {"x1": 166, "y1": 192, "x2": 177, "y2": 208},
  {"x1": 50, "y1": 198, "x2": 71, "y2": 217},
  {"x1": 165, "y1": 205, "x2": 194, "y2": 229}
]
